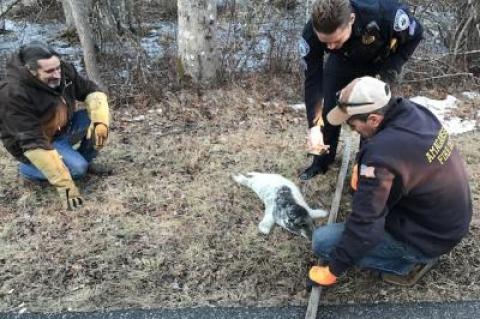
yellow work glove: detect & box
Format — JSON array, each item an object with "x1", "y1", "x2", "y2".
[
  {"x1": 309, "y1": 266, "x2": 337, "y2": 286},
  {"x1": 85, "y1": 91, "x2": 110, "y2": 149},
  {"x1": 24, "y1": 149, "x2": 84, "y2": 210}
]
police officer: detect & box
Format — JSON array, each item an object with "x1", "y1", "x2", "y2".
[
  {"x1": 308, "y1": 76, "x2": 472, "y2": 286},
  {"x1": 299, "y1": 0, "x2": 423, "y2": 180}
]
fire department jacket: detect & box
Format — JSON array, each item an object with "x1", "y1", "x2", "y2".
[{"x1": 329, "y1": 98, "x2": 472, "y2": 276}]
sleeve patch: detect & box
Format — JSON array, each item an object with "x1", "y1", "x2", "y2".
[
  {"x1": 393, "y1": 9, "x2": 410, "y2": 32},
  {"x1": 298, "y1": 37, "x2": 310, "y2": 58},
  {"x1": 360, "y1": 164, "x2": 376, "y2": 178},
  {"x1": 408, "y1": 19, "x2": 416, "y2": 36}
]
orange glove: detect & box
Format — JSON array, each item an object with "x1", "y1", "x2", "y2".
[
  {"x1": 350, "y1": 163, "x2": 359, "y2": 191},
  {"x1": 309, "y1": 266, "x2": 337, "y2": 286}
]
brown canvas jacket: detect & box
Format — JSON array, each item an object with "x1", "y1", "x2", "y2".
[{"x1": 0, "y1": 53, "x2": 99, "y2": 162}]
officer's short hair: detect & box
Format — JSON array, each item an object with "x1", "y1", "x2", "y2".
[
  {"x1": 19, "y1": 41, "x2": 60, "y2": 71},
  {"x1": 311, "y1": 0, "x2": 352, "y2": 34}
]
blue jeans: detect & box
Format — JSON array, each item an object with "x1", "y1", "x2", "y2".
[
  {"x1": 312, "y1": 223, "x2": 437, "y2": 275},
  {"x1": 19, "y1": 110, "x2": 97, "y2": 181}
]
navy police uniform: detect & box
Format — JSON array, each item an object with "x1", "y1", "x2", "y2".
[
  {"x1": 328, "y1": 98, "x2": 472, "y2": 276},
  {"x1": 299, "y1": 0, "x2": 424, "y2": 176}
]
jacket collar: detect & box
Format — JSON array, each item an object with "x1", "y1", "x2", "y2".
[{"x1": 376, "y1": 97, "x2": 409, "y2": 132}]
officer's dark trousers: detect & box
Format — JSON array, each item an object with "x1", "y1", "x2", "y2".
[{"x1": 320, "y1": 54, "x2": 379, "y2": 165}]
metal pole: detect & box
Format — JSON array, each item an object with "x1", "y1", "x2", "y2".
[{"x1": 305, "y1": 135, "x2": 353, "y2": 319}]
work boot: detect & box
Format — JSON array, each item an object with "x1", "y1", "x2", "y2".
[
  {"x1": 299, "y1": 154, "x2": 331, "y2": 181},
  {"x1": 87, "y1": 162, "x2": 114, "y2": 176},
  {"x1": 381, "y1": 259, "x2": 438, "y2": 287}
]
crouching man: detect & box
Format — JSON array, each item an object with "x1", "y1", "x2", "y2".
[
  {"x1": 0, "y1": 41, "x2": 110, "y2": 210},
  {"x1": 309, "y1": 76, "x2": 472, "y2": 287}
]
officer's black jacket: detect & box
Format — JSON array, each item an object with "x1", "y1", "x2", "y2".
[
  {"x1": 300, "y1": 0, "x2": 424, "y2": 127},
  {"x1": 329, "y1": 98, "x2": 472, "y2": 276}
]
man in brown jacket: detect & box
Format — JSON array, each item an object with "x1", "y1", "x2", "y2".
[{"x1": 0, "y1": 41, "x2": 110, "y2": 210}]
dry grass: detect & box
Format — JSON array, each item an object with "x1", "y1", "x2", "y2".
[{"x1": 0, "y1": 77, "x2": 479, "y2": 312}]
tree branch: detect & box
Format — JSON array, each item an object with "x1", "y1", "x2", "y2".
[
  {"x1": 0, "y1": 0, "x2": 21, "y2": 20},
  {"x1": 403, "y1": 72, "x2": 474, "y2": 83}
]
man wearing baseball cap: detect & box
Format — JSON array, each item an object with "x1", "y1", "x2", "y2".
[{"x1": 308, "y1": 76, "x2": 472, "y2": 286}]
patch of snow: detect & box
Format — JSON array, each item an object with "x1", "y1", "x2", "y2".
[
  {"x1": 410, "y1": 95, "x2": 476, "y2": 135},
  {"x1": 461, "y1": 91, "x2": 480, "y2": 100},
  {"x1": 0, "y1": 19, "x2": 84, "y2": 69},
  {"x1": 132, "y1": 115, "x2": 145, "y2": 122},
  {"x1": 140, "y1": 22, "x2": 176, "y2": 58},
  {"x1": 289, "y1": 95, "x2": 477, "y2": 135},
  {"x1": 410, "y1": 95, "x2": 457, "y2": 113},
  {"x1": 288, "y1": 103, "x2": 305, "y2": 111}
]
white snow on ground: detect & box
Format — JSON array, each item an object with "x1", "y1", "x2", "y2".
[
  {"x1": 288, "y1": 103, "x2": 307, "y2": 111},
  {"x1": 288, "y1": 92, "x2": 478, "y2": 135},
  {"x1": 410, "y1": 95, "x2": 477, "y2": 135}
]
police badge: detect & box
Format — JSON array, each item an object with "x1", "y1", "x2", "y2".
[
  {"x1": 362, "y1": 34, "x2": 376, "y2": 45},
  {"x1": 394, "y1": 9, "x2": 410, "y2": 32},
  {"x1": 363, "y1": 21, "x2": 380, "y2": 45}
]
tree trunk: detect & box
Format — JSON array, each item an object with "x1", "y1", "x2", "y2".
[
  {"x1": 451, "y1": 0, "x2": 480, "y2": 74},
  {"x1": 61, "y1": 0, "x2": 75, "y2": 29},
  {"x1": 0, "y1": 1, "x2": 6, "y2": 31},
  {"x1": 105, "y1": 0, "x2": 137, "y2": 34},
  {"x1": 1, "y1": 0, "x2": 22, "y2": 31},
  {"x1": 67, "y1": 0, "x2": 105, "y2": 90},
  {"x1": 305, "y1": 0, "x2": 314, "y2": 23},
  {"x1": 177, "y1": 0, "x2": 218, "y2": 86}
]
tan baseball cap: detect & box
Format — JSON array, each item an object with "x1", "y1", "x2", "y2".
[{"x1": 327, "y1": 76, "x2": 391, "y2": 126}]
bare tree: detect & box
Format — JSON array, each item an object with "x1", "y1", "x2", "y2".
[
  {"x1": 305, "y1": 0, "x2": 314, "y2": 23},
  {"x1": 61, "y1": 0, "x2": 75, "y2": 29},
  {"x1": 177, "y1": 0, "x2": 218, "y2": 86},
  {"x1": 67, "y1": 0, "x2": 105, "y2": 90},
  {"x1": 451, "y1": 0, "x2": 480, "y2": 74},
  {"x1": 101, "y1": 0, "x2": 138, "y2": 35},
  {"x1": 0, "y1": 0, "x2": 22, "y2": 31}
]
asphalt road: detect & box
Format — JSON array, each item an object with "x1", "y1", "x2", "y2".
[{"x1": 1, "y1": 301, "x2": 479, "y2": 319}]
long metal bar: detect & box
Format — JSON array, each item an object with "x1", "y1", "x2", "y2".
[{"x1": 305, "y1": 135, "x2": 353, "y2": 319}]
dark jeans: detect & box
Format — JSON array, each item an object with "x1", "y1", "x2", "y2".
[
  {"x1": 19, "y1": 110, "x2": 97, "y2": 181},
  {"x1": 312, "y1": 223, "x2": 437, "y2": 275}
]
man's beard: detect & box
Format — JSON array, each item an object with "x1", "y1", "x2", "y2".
[{"x1": 48, "y1": 79, "x2": 61, "y2": 88}]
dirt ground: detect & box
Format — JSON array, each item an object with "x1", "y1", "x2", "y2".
[{"x1": 0, "y1": 76, "x2": 479, "y2": 313}]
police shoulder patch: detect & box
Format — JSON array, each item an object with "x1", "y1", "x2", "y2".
[
  {"x1": 408, "y1": 19, "x2": 417, "y2": 36},
  {"x1": 298, "y1": 37, "x2": 310, "y2": 58},
  {"x1": 393, "y1": 9, "x2": 410, "y2": 32}
]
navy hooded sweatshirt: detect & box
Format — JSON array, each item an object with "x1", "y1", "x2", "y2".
[{"x1": 329, "y1": 98, "x2": 472, "y2": 276}]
